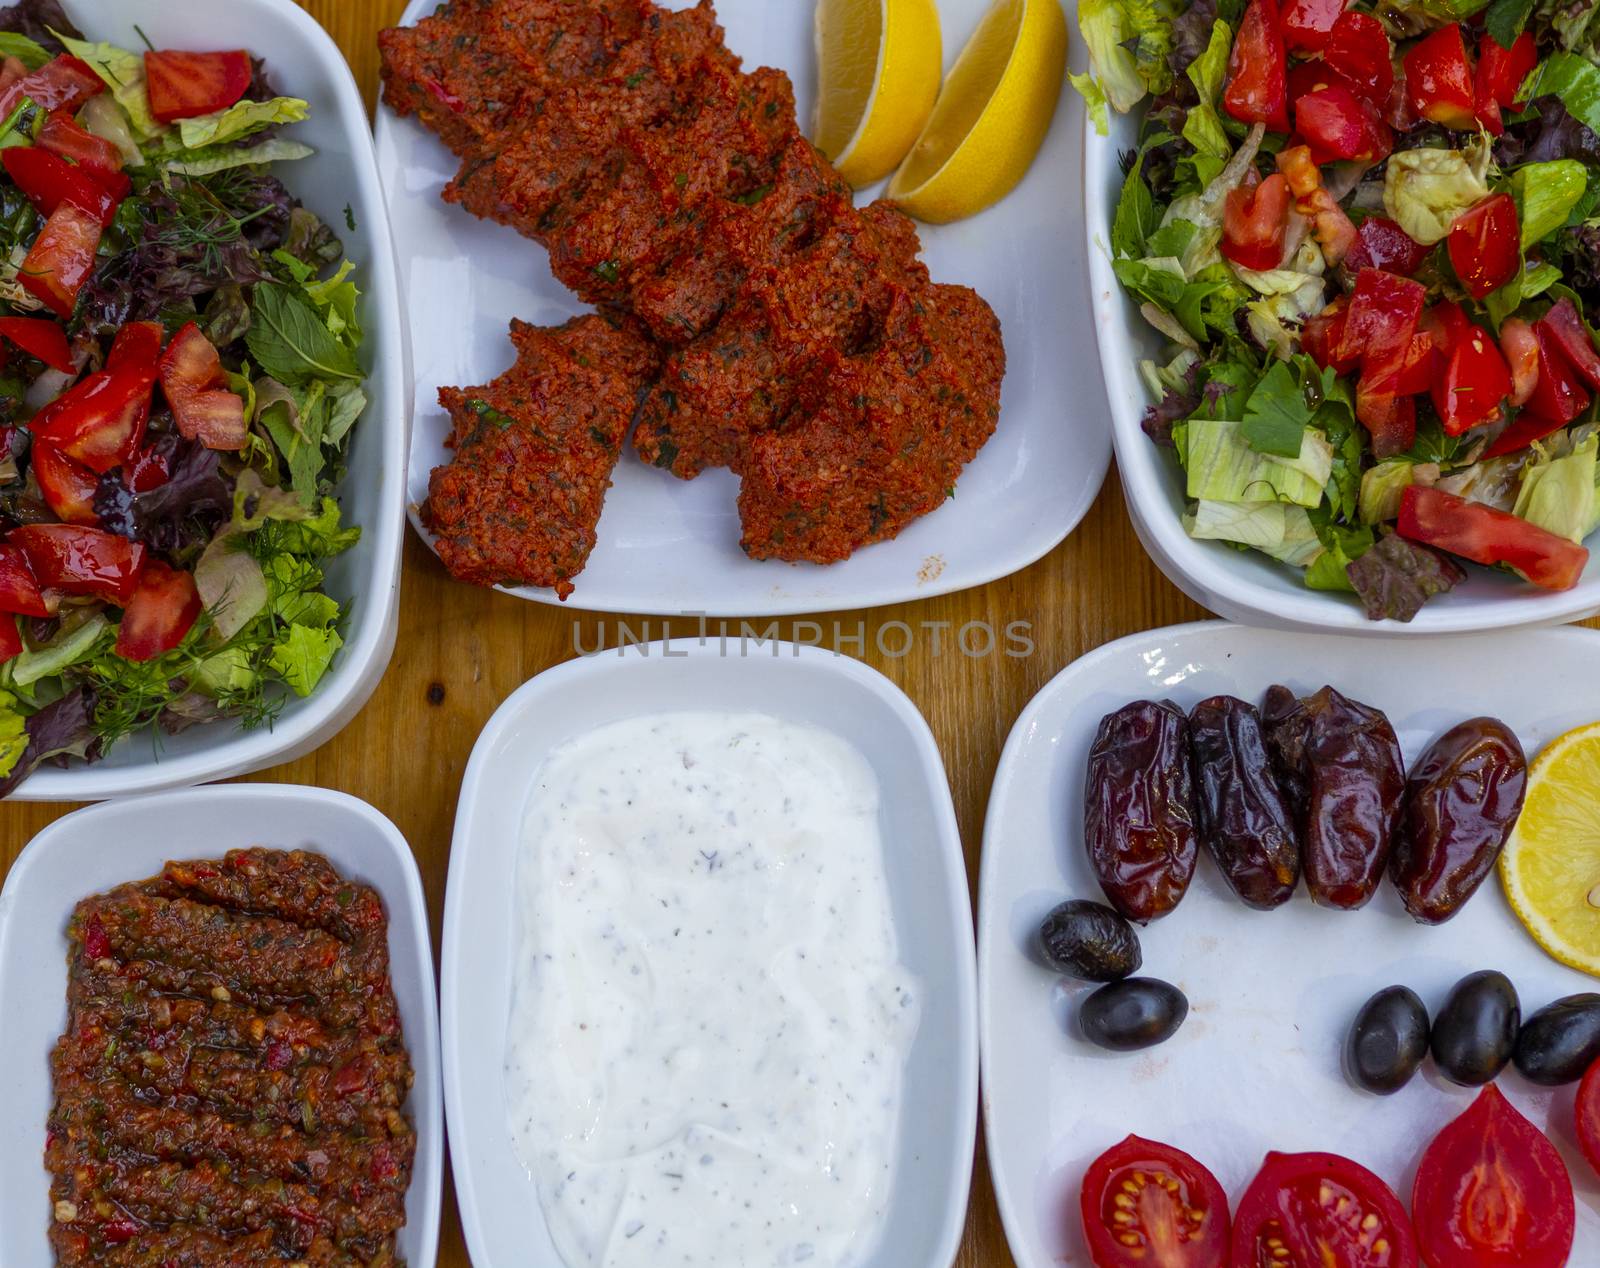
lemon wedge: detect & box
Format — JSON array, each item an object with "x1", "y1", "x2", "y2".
[
  {"x1": 1500, "y1": 720, "x2": 1600, "y2": 977},
  {"x1": 885, "y1": 0, "x2": 1067, "y2": 223},
  {"x1": 813, "y1": 0, "x2": 943, "y2": 189}
]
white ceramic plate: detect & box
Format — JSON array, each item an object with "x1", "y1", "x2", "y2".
[
  {"x1": 442, "y1": 639, "x2": 977, "y2": 1266},
  {"x1": 0, "y1": 785, "x2": 443, "y2": 1265},
  {"x1": 1085, "y1": 100, "x2": 1600, "y2": 634},
  {"x1": 980, "y1": 620, "x2": 1600, "y2": 1267},
  {"x1": 15, "y1": 0, "x2": 411, "y2": 800},
  {"x1": 376, "y1": 0, "x2": 1109, "y2": 616}
]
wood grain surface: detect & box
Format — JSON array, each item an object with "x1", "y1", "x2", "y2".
[{"x1": 4, "y1": 3, "x2": 1593, "y2": 1265}]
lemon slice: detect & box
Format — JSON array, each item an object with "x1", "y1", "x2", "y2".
[
  {"x1": 1500, "y1": 720, "x2": 1600, "y2": 977},
  {"x1": 885, "y1": 0, "x2": 1068, "y2": 224},
  {"x1": 813, "y1": 0, "x2": 943, "y2": 189}
]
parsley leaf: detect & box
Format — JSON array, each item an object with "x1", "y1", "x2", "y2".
[{"x1": 1241, "y1": 360, "x2": 1313, "y2": 457}]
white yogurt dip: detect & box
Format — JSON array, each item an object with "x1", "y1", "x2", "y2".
[{"x1": 504, "y1": 711, "x2": 921, "y2": 1268}]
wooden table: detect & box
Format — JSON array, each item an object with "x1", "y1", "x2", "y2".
[{"x1": 5, "y1": 3, "x2": 1589, "y2": 1265}]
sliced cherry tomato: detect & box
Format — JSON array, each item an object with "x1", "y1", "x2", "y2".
[
  {"x1": 1277, "y1": 145, "x2": 1358, "y2": 263},
  {"x1": 1323, "y1": 12, "x2": 1394, "y2": 105},
  {"x1": 1413, "y1": 1085, "x2": 1573, "y2": 1268},
  {"x1": 113, "y1": 560, "x2": 201, "y2": 661},
  {"x1": 1525, "y1": 322, "x2": 1593, "y2": 425},
  {"x1": 30, "y1": 442, "x2": 101, "y2": 525},
  {"x1": 1499, "y1": 317, "x2": 1539, "y2": 406},
  {"x1": 32, "y1": 365, "x2": 155, "y2": 474},
  {"x1": 1295, "y1": 86, "x2": 1392, "y2": 164},
  {"x1": 9, "y1": 523, "x2": 146, "y2": 605},
  {"x1": 1418, "y1": 300, "x2": 1474, "y2": 355},
  {"x1": 19, "y1": 202, "x2": 103, "y2": 319},
  {"x1": 37, "y1": 110, "x2": 127, "y2": 187},
  {"x1": 0, "y1": 541, "x2": 49, "y2": 617},
  {"x1": 1, "y1": 146, "x2": 118, "y2": 226},
  {"x1": 1578, "y1": 1057, "x2": 1600, "y2": 1180},
  {"x1": 1302, "y1": 296, "x2": 1356, "y2": 373},
  {"x1": 1224, "y1": 0, "x2": 1290, "y2": 133},
  {"x1": 1082, "y1": 1135, "x2": 1230, "y2": 1268},
  {"x1": 107, "y1": 321, "x2": 165, "y2": 373},
  {"x1": 1222, "y1": 173, "x2": 1291, "y2": 271},
  {"x1": 0, "y1": 316, "x2": 74, "y2": 373},
  {"x1": 0, "y1": 54, "x2": 103, "y2": 120},
  {"x1": 0, "y1": 613, "x2": 19, "y2": 663},
  {"x1": 1432, "y1": 324, "x2": 1511, "y2": 434},
  {"x1": 1280, "y1": 0, "x2": 1345, "y2": 52},
  {"x1": 1536, "y1": 296, "x2": 1600, "y2": 391},
  {"x1": 1399, "y1": 484, "x2": 1590, "y2": 590},
  {"x1": 144, "y1": 49, "x2": 252, "y2": 124},
  {"x1": 1344, "y1": 217, "x2": 1429, "y2": 276},
  {"x1": 158, "y1": 322, "x2": 246, "y2": 450},
  {"x1": 1482, "y1": 411, "x2": 1567, "y2": 459},
  {"x1": 1477, "y1": 31, "x2": 1537, "y2": 112},
  {"x1": 1404, "y1": 24, "x2": 1477, "y2": 131},
  {"x1": 1447, "y1": 195, "x2": 1520, "y2": 300},
  {"x1": 1231, "y1": 1151, "x2": 1416, "y2": 1268}
]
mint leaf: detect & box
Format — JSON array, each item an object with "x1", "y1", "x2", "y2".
[{"x1": 247, "y1": 284, "x2": 361, "y2": 385}]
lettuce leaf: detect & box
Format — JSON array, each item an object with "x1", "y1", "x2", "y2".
[
  {"x1": 1185, "y1": 418, "x2": 1334, "y2": 506},
  {"x1": 0, "y1": 32, "x2": 49, "y2": 69},
  {"x1": 1181, "y1": 21, "x2": 1234, "y2": 160},
  {"x1": 1185, "y1": 499, "x2": 1325, "y2": 563},
  {"x1": 161, "y1": 136, "x2": 315, "y2": 177},
  {"x1": 0, "y1": 685, "x2": 26, "y2": 782},
  {"x1": 1384, "y1": 144, "x2": 1491, "y2": 245},
  {"x1": 1527, "y1": 51, "x2": 1600, "y2": 139},
  {"x1": 1359, "y1": 459, "x2": 1418, "y2": 524},
  {"x1": 52, "y1": 33, "x2": 165, "y2": 141},
  {"x1": 1076, "y1": 0, "x2": 1182, "y2": 118},
  {"x1": 176, "y1": 96, "x2": 310, "y2": 149},
  {"x1": 1513, "y1": 434, "x2": 1598, "y2": 541},
  {"x1": 1510, "y1": 159, "x2": 1588, "y2": 248},
  {"x1": 268, "y1": 622, "x2": 343, "y2": 697}
]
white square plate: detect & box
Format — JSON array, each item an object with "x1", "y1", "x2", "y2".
[
  {"x1": 0, "y1": 785, "x2": 443, "y2": 1265},
  {"x1": 442, "y1": 639, "x2": 977, "y2": 1266},
  {"x1": 980, "y1": 620, "x2": 1600, "y2": 1266},
  {"x1": 376, "y1": 0, "x2": 1109, "y2": 616},
  {"x1": 15, "y1": 0, "x2": 411, "y2": 799}
]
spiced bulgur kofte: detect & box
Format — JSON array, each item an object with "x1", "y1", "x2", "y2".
[
  {"x1": 46, "y1": 849, "x2": 416, "y2": 1266},
  {"x1": 381, "y1": 0, "x2": 1007, "y2": 598}
]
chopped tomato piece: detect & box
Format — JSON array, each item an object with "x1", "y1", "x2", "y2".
[
  {"x1": 1413, "y1": 1085, "x2": 1574, "y2": 1268},
  {"x1": 1500, "y1": 317, "x2": 1539, "y2": 406},
  {"x1": 0, "y1": 613, "x2": 19, "y2": 663},
  {"x1": 1525, "y1": 323, "x2": 1593, "y2": 425},
  {"x1": 1289, "y1": 61, "x2": 1356, "y2": 103},
  {"x1": 1405, "y1": 24, "x2": 1478, "y2": 130},
  {"x1": 19, "y1": 202, "x2": 103, "y2": 319},
  {"x1": 1418, "y1": 300, "x2": 1474, "y2": 355},
  {"x1": 1082, "y1": 1136, "x2": 1231, "y2": 1268},
  {"x1": 9, "y1": 524, "x2": 146, "y2": 605},
  {"x1": 31, "y1": 364, "x2": 155, "y2": 474},
  {"x1": 158, "y1": 322, "x2": 246, "y2": 450},
  {"x1": 1323, "y1": 12, "x2": 1394, "y2": 104},
  {"x1": 1447, "y1": 194, "x2": 1520, "y2": 300},
  {"x1": 1280, "y1": 0, "x2": 1345, "y2": 52},
  {"x1": 144, "y1": 49, "x2": 252, "y2": 124},
  {"x1": 0, "y1": 54, "x2": 103, "y2": 120},
  {"x1": 0, "y1": 542, "x2": 50, "y2": 617},
  {"x1": 107, "y1": 321, "x2": 165, "y2": 373},
  {"x1": 1478, "y1": 30, "x2": 1537, "y2": 111},
  {"x1": 1277, "y1": 145, "x2": 1358, "y2": 263},
  {"x1": 1222, "y1": 172, "x2": 1290, "y2": 271},
  {"x1": 1336, "y1": 267, "x2": 1426, "y2": 370},
  {"x1": 1399, "y1": 485, "x2": 1589, "y2": 590},
  {"x1": 1357, "y1": 387, "x2": 1417, "y2": 458},
  {"x1": 37, "y1": 110, "x2": 126, "y2": 187},
  {"x1": 1344, "y1": 216, "x2": 1429, "y2": 276},
  {"x1": 114, "y1": 560, "x2": 201, "y2": 661},
  {"x1": 1231, "y1": 1151, "x2": 1417, "y2": 1268},
  {"x1": 0, "y1": 316, "x2": 74, "y2": 373},
  {"x1": 1, "y1": 146, "x2": 117, "y2": 226},
  {"x1": 125, "y1": 444, "x2": 171, "y2": 494},
  {"x1": 1302, "y1": 296, "x2": 1356, "y2": 373},
  {"x1": 1432, "y1": 324, "x2": 1511, "y2": 434},
  {"x1": 30, "y1": 443, "x2": 101, "y2": 525},
  {"x1": 1536, "y1": 296, "x2": 1600, "y2": 391},
  {"x1": 1391, "y1": 331, "x2": 1439, "y2": 397},
  {"x1": 1224, "y1": 0, "x2": 1290, "y2": 133},
  {"x1": 1482, "y1": 412, "x2": 1567, "y2": 459},
  {"x1": 1294, "y1": 85, "x2": 1392, "y2": 164}
]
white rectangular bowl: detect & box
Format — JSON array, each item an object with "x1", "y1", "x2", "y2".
[
  {"x1": 16, "y1": 0, "x2": 411, "y2": 799},
  {"x1": 980, "y1": 619, "x2": 1600, "y2": 1267},
  {"x1": 1084, "y1": 105, "x2": 1600, "y2": 634},
  {"x1": 376, "y1": 0, "x2": 1110, "y2": 617},
  {"x1": 443, "y1": 639, "x2": 978, "y2": 1266},
  {"x1": 0, "y1": 784, "x2": 443, "y2": 1265}
]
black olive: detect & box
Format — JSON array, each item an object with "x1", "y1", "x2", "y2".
[
  {"x1": 1431, "y1": 970, "x2": 1520, "y2": 1087},
  {"x1": 1080, "y1": 977, "x2": 1188, "y2": 1051},
  {"x1": 1513, "y1": 994, "x2": 1600, "y2": 1087},
  {"x1": 1037, "y1": 900, "x2": 1142, "y2": 982},
  {"x1": 1346, "y1": 986, "x2": 1430, "y2": 1095}
]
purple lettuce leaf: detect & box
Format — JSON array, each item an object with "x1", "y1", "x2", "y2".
[
  {"x1": 0, "y1": 687, "x2": 98, "y2": 800},
  {"x1": 1346, "y1": 532, "x2": 1468, "y2": 622}
]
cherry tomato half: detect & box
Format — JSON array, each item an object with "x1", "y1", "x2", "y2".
[
  {"x1": 1081, "y1": 1135, "x2": 1230, "y2": 1268},
  {"x1": 1447, "y1": 195, "x2": 1520, "y2": 300},
  {"x1": 1231, "y1": 1151, "x2": 1417, "y2": 1268},
  {"x1": 1412, "y1": 1085, "x2": 1573, "y2": 1268}
]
